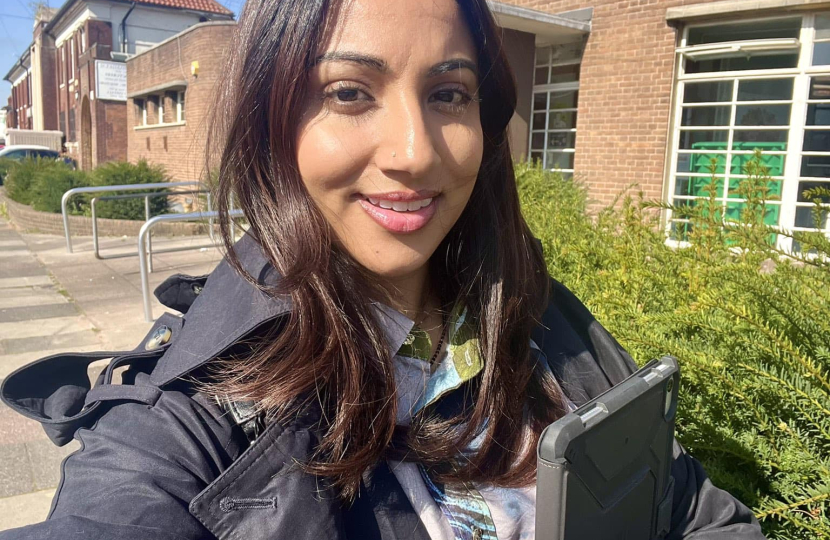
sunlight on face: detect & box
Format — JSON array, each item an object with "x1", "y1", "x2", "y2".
[{"x1": 296, "y1": 0, "x2": 483, "y2": 283}]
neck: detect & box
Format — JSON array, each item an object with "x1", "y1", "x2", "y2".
[{"x1": 383, "y1": 264, "x2": 433, "y2": 321}]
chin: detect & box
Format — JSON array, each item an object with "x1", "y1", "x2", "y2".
[{"x1": 356, "y1": 242, "x2": 434, "y2": 280}]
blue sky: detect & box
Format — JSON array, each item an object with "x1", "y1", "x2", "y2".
[{"x1": 0, "y1": 0, "x2": 246, "y2": 109}]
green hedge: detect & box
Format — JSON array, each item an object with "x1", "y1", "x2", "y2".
[
  {"x1": 0, "y1": 158, "x2": 16, "y2": 185},
  {"x1": 2, "y1": 158, "x2": 170, "y2": 221},
  {"x1": 518, "y1": 156, "x2": 829, "y2": 539}
]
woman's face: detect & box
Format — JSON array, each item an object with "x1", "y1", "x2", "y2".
[{"x1": 297, "y1": 0, "x2": 483, "y2": 281}]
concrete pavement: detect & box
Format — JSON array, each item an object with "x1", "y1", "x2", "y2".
[{"x1": 0, "y1": 215, "x2": 225, "y2": 531}]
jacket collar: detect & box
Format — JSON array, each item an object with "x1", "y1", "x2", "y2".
[{"x1": 151, "y1": 234, "x2": 415, "y2": 386}]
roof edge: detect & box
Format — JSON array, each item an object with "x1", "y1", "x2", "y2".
[{"x1": 127, "y1": 20, "x2": 236, "y2": 62}]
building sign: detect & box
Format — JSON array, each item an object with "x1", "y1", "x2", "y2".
[{"x1": 95, "y1": 60, "x2": 127, "y2": 101}]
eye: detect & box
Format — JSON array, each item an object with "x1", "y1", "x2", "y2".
[
  {"x1": 429, "y1": 87, "x2": 476, "y2": 114},
  {"x1": 334, "y1": 88, "x2": 363, "y2": 102}
]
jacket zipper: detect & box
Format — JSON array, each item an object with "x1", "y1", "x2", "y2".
[{"x1": 219, "y1": 497, "x2": 277, "y2": 512}]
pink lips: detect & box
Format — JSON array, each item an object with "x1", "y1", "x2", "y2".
[{"x1": 357, "y1": 194, "x2": 438, "y2": 233}]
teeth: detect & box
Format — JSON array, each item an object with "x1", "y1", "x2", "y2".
[{"x1": 365, "y1": 197, "x2": 435, "y2": 212}]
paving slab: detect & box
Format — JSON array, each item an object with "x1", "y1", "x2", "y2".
[
  {"x1": 0, "y1": 276, "x2": 53, "y2": 289},
  {"x1": 0, "y1": 489, "x2": 55, "y2": 531}
]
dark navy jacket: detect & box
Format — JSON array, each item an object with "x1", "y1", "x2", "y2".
[{"x1": 0, "y1": 235, "x2": 766, "y2": 540}]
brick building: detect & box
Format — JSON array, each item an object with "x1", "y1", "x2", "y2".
[
  {"x1": 4, "y1": 0, "x2": 233, "y2": 170},
  {"x1": 126, "y1": 21, "x2": 236, "y2": 183},
  {"x1": 128, "y1": 0, "x2": 830, "y2": 250}
]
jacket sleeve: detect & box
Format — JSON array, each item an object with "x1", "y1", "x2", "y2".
[
  {"x1": 669, "y1": 441, "x2": 766, "y2": 539},
  {"x1": 0, "y1": 374, "x2": 240, "y2": 540}
]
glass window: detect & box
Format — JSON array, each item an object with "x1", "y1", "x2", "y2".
[
  {"x1": 684, "y1": 81, "x2": 733, "y2": 103},
  {"x1": 530, "y1": 42, "x2": 582, "y2": 176},
  {"x1": 178, "y1": 91, "x2": 186, "y2": 122},
  {"x1": 737, "y1": 78, "x2": 793, "y2": 101},
  {"x1": 687, "y1": 18, "x2": 801, "y2": 46}
]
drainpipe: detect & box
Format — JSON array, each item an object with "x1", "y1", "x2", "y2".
[{"x1": 120, "y1": 1, "x2": 137, "y2": 54}]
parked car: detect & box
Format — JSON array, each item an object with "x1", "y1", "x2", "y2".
[{"x1": 0, "y1": 145, "x2": 60, "y2": 161}]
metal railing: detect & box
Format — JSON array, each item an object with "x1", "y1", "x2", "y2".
[
  {"x1": 139, "y1": 210, "x2": 244, "y2": 322},
  {"x1": 90, "y1": 189, "x2": 213, "y2": 272},
  {"x1": 61, "y1": 181, "x2": 203, "y2": 253}
]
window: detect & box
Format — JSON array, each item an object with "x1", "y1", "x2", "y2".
[
  {"x1": 60, "y1": 46, "x2": 65, "y2": 85},
  {"x1": 529, "y1": 41, "x2": 583, "y2": 178},
  {"x1": 668, "y1": 15, "x2": 830, "y2": 249},
  {"x1": 136, "y1": 98, "x2": 147, "y2": 126},
  {"x1": 177, "y1": 91, "x2": 186, "y2": 122},
  {"x1": 69, "y1": 37, "x2": 75, "y2": 80},
  {"x1": 156, "y1": 94, "x2": 164, "y2": 125}
]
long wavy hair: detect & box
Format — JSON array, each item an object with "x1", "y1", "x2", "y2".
[{"x1": 206, "y1": 0, "x2": 569, "y2": 500}]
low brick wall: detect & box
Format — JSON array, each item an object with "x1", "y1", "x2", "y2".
[{"x1": 0, "y1": 190, "x2": 212, "y2": 237}]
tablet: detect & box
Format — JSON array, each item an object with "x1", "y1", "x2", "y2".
[{"x1": 536, "y1": 356, "x2": 679, "y2": 540}]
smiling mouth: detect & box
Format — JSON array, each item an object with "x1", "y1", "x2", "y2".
[{"x1": 364, "y1": 197, "x2": 434, "y2": 212}]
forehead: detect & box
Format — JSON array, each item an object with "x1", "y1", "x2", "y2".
[{"x1": 322, "y1": 0, "x2": 476, "y2": 63}]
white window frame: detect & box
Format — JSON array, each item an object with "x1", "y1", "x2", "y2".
[
  {"x1": 666, "y1": 13, "x2": 830, "y2": 251},
  {"x1": 69, "y1": 37, "x2": 75, "y2": 83},
  {"x1": 157, "y1": 94, "x2": 164, "y2": 125},
  {"x1": 60, "y1": 46, "x2": 66, "y2": 86},
  {"x1": 176, "y1": 91, "x2": 185, "y2": 123},
  {"x1": 528, "y1": 44, "x2": 581, "y2": 177}
]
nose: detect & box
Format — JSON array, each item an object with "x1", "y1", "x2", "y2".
[{"x1": 375, "y1": 92, "x2": 441, "y2": 179}]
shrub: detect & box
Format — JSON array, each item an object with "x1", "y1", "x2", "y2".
[
  {"x1": 517, "y1": 157, "x2": 829, "y2": 539},
  {"x1": 30, "y1": 167, "x2": 90, "y2": 214},
  {"x1": 89, "y1": 160, "x2": 169, "y2": 220},
  {"x1": 3, "y1": 158, "x2": 68, "y2": 206},
  {"x1": 0, "y1": 158, "x2": 16, "y2": 185}
]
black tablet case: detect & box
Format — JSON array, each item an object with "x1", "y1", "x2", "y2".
[{"x1": 536, "y1": 356, "x2": 679, "y2": 540}]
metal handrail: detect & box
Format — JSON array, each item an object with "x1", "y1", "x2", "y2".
[
  {"x1": 91, "y1": 189, "x2": 212, "y2": 272},
  {"x1": 61, "y1": 181, "x2": 203, "y2": 252},
  {"x1": 139, "y1": 210, "x2": 244, "y2": 322}
]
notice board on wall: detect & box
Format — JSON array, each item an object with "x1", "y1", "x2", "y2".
[{"x1": 95, "y1": 60, "x2": 127, "y2": 101}]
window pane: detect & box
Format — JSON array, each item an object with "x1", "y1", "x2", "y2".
[
  {"x1": 532, "y1": 112, "x2": 546, "y2": 130},
  {"x1": 794, "y1": 206, "x2": 828, "y2": 228},
  {"x1": 725, "y1": 202, "x2": 781, "y2": 225},
  {"x1": 674, "y1": 176, "x2": 725, "y2": 197},
  {"x1": 737, "y1": 79, "x2": 793, "y2": 101},
  {"x1": 550, "y1": 90, "x2": 578, "y2": 109},
  {"x1": 817, "y1": 15, "x2": 830, "y2": 39},
  {"x1": 684, "y1": 81, "x2": 733, "y2": 103},
  {"x1": 530, "y1": 151, "x2": 543, "y2": 164},
  {"x1": 809, "y1": 76, "x2": 830, "y2": 99},
  {"x1": 669, "y1": 221, "x2": 693, "y2": 242},
  {"x1": 687, "y1": 19, "x2": 801, "y2": 45},
  {"x1": 681, "y1": 106, "x2": 730, "y2": 126},
  {"x1": 803, "y1": 130, "x2": 830, "y2": 152},
  {"x1": 797, "y1": 180, "x2": 830, "y2": 202},
  {"x1": 679, "y1": 130, "x2": 728, "y2": 150},
  {"x1": 732, "y1": 129, "x2": 788, "y2": 151},
  {"x1": 736, "y1": 104, "x2": 791, "y2": 125},
  {"x1": 549, "y1": 111, "x2": 576, "y2": 129},
  {"x1": 801, "y1": 155, "x2": 830, "y2": 178},
  {"x1": 548, "y1": 132, "x2": 576, "y2": 149},
  {"x1": 686, "y1": 54, "x2": 799, "y2": 74},
  {"x1": 806, "y1": 104, "x2": 830, "y2": 126},
  {"x1": 550, "y1": 64, "x2": 580, "y2": 84},
  {"x1": 731, "y1": 154, "x2": 785, "y2": 177},
  {"x1": 531, "y1": 132, "x2": 545, "y2": 150},
  {"x1": 677, "y1": 153, "x2": 726, "y2": 174},
  {"x1": 535, "y1": 67, "x2": 549, "y2": 85},
  {"x1": 546, "y1": 152, "x2": 574, "y2": 170},
  {"x1": 813, "y1": 42, "x2": 830, "y2": 66},
  {"x1": 533, "y1": 93, "x2": 547, "y2": 112}
]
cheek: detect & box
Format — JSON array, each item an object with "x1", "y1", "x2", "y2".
[{"x1": 296, "y1": 121, "x2": 367, "y2": 201}]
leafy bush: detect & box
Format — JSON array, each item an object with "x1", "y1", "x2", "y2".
[
  {"x1": 89, "y1": 160, "x2": 169, "y2": 220},
  {"x1": 0, "y1": 158, "x2": 16, "y2": 185},
  {"x1": 3, "y1": 158, "x2": 68, "y2": 206},
  {"x1": 30, "y1": 167, "x2": 90, "y2": 214},
  {"x1": 518, "y1": 156, "x2": 829, "y2": 539}
]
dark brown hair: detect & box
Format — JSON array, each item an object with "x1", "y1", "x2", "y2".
[{"x1": 207, "y1": 0, "x2": 568, "y2": 500}]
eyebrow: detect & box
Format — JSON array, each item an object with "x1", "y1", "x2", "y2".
[{"x1": 312, "y1": 52, "x2": 478, "y2": 78}]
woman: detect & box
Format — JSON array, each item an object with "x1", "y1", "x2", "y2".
[{"x1": 0, "y1": 0, "x2": 766, "y2": 538}]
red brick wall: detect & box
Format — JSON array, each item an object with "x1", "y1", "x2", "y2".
[
  {"x1": 127, "y1": 22, "x2": 237, "y2": 182},
  {"x1": 500, "y1": 0, "x2": 686, "y2": 209}
]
